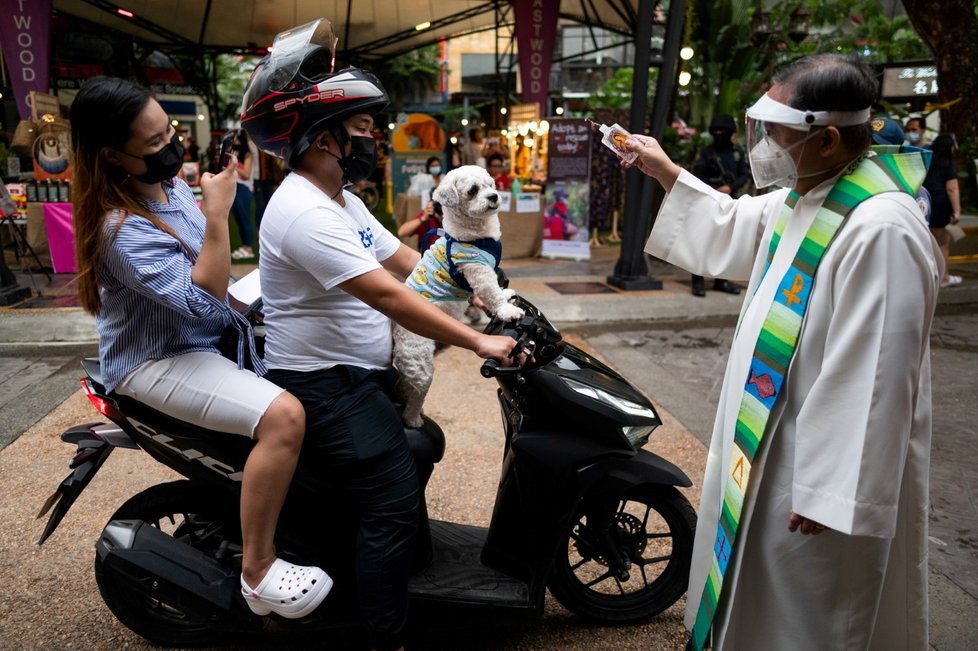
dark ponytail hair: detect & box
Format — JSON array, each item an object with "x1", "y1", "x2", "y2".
[{"x1": 70, "y1": 76, "x2": 186, "y2": 315}]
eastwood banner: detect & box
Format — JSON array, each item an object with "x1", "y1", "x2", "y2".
[
  {"x1": 512, "y1": 0, "x2": 559, "y2": 117},
  {"x1": 0, "y1": 0, "x2": 53, "y2": 120}
]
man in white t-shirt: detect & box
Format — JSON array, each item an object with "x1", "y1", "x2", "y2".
[{"x1": 242, "y1": 48, "x2": 515, "y2": 650}]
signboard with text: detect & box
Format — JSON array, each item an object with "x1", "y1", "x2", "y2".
[
  {"x1": 543, "y1": 118, "x2": 591, "y2": 260},
  {"x1": 512, "y1": 0, "x2": 559, "y2": 117},
  {"x1": 881, "y1": 63, "x2": 938, "y2": 99},
  {"x1": 0, "y1": 0, "x2": 53, "y2": 119}
]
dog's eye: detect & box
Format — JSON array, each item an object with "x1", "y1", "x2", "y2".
[{"x1": 468, "y1": 185, "x2": 479, "y2": 197}]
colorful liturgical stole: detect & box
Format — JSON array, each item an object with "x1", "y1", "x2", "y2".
[{"x1": 688, "y1": 149, "x2": 929, "y2": 651}]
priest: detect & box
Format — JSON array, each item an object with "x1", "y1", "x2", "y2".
[{"x1": 627, "y1": 54, "x2": 940, "y2": 650}]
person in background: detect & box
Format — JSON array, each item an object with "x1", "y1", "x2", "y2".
[
  {"x1": 397, "y1": 198, "x2": 442, "y2": 251},
  {"x1": 923, "y1": 134, "x2": 962, "y2": 287},
  {"x1": 230, "y1": 130, "x2": 256, "y2": 259},
  {"x1": 253, "y1": 149, "x2": 285, "y2": 230},
  {"x1": 486, "y1": 152, "x2": 511, "y2": 191},
  {"x1": 905, "y1": 116, "x2": 928, "y2": 148},
  {"x1": 627, "y1": 53, "x2": 938, "y2": 650},
  {"x1": 406, "y1": 155, "x2": 442, "y2": 198},
  {"x1": 689, "y1": 113, "x2": 748, "y2": 297},
  {"x1": 462, "y1": 127, "x2": 486, "y2": 167},
  {"x1": 69, "y1": 76, "x2": 329, "y2": 620},
  {"x1": 870, "y1": 117, "x2": 932, "y2": 222}
]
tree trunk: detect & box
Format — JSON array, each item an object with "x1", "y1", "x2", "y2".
[{"x1": 903, "y1": 0, "x2": 978, "y2": 150}]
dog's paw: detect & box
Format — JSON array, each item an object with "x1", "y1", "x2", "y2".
[
  {"x1": 494, "y1": 303, "x2": 525, "y2": 322},
  {"x1": 403, "y1": 415, "x2": 424, "y2": 428},
  {"x1": 499, "y1": 288, "x2": 517, "y2": 301}
]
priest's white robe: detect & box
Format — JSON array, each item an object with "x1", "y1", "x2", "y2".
[{"x1": 645, "y1": 169, "x2": 940, "y2": 650}]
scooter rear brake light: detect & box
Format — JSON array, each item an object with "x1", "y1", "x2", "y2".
[{"x1": 81, "y1": 378, "x2": 123, "y2": 420}]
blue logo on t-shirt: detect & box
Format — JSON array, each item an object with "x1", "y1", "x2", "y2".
[{"x1": 359, "y1": 227, "x2": 374, "y2": 249}]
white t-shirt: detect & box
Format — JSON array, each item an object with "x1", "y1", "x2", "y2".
[{"x1": 259, "y1": 172, "x2": 401, "y2": 371}]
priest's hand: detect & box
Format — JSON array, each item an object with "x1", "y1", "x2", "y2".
[
  {"x1": 622, "y1": 135, "x2": 682, "y2": 192},
  {"x1": 788, "y1": 511, "x2": 828, "y2": 535}
]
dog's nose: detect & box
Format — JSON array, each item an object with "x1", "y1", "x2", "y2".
[{"x1": 488, "y1": 192, "x2": 499, "y2": 204}]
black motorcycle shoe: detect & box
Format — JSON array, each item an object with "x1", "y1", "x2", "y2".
[
  {"x1": 691, "y1": 275, "x2": 706, "y2": 298},
  {"x1": 713, "y1": 280, "x2": 741, "y2": 295}
]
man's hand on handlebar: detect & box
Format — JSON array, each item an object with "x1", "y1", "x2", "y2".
[{"x1": 476, "y1": 334, "x2": 525, "y2": 367}]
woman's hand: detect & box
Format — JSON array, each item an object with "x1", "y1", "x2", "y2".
[
  {"x1": 622, "y1": 134, "x2": 682, "y2": 191},
  {"x1": 199, "y1": 153, "x2": 237, "y2": 221}
]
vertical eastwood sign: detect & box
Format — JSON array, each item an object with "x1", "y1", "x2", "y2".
[
  {"x1": 512, "y1": 0, "x2": 559, "y2": 117},
  {"x1": 0, "y1": 0, "x2": 53, "y2": 120}
]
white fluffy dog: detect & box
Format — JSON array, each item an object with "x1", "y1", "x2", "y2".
[{"x1": 393, "y1": 165, "x2": 524, "y2": 427}]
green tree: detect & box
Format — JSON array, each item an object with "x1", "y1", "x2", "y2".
[
  {"x1": 680, "y1": 0, "x2": 932, "y2": 132},
  {"x1": 215, "y1": 54, "x2": 261, "y2": 127},
  {"x1": 684, "y1": 0, "x2": 767, "y2": 128},
  {"x1": 903, "y1": 0, "x2": 978, "y2": 181},
  {"x1": 589, "y1": 67, "x2": 657, "y2": 109},
  {"x1": 375, "y1": 45, "x2": 444, "y2": 107}
]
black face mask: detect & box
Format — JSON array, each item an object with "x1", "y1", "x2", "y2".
[
  {"x1": 122, "y1": 133, "x2": 185, "y2": 184},
  {"x1": 711, "y1": 129, "x2": 733, "y2": 150},
  {"x1": 339, "y1": 135, "x2": 376, "y2": 183}
]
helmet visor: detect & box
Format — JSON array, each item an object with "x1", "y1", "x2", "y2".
[{"x1": 265, "y1": 18, "x2": 337, "y2": 92}]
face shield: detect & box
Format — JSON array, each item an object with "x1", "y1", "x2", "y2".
[{"x1": 744, "y1": 93, "x2": 870, "y2": 189}]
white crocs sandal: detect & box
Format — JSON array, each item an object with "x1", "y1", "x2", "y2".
[{"x1": 241, "y1": 558, "x2": 332, "y2": 619}]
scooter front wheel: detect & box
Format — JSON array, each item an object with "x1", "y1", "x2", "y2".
[
  {"x1": 95, "y1": 480, "x2": 239, "y2": 647},
  {"x1": 548, "y1": 484, "x2": 696, "y2": 624}
]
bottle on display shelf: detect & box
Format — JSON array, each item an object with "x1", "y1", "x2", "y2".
[
  {"x1": 58, "y1": 180, "x2": 70, "y2": 203},
  {"x1": 37, "y1": 180, "x2": 48, "y2": 202},
  {"x1": 26, "y1": 180, "x2": 37, "y2": 203}
]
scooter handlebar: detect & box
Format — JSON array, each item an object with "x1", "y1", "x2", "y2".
[{"x1": 480, "y1": 358, "x2": 501, "y2": 378}]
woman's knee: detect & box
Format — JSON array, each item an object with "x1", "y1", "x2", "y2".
[{"x1": 254, "y1": 391, "x2": 305, "y2": 449}]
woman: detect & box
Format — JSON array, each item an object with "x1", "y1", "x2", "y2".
[
  {"x1": 397, "y1": 199, "x2": 441, "y2": 251},
  {"x1": 70, "y1": 76, "x2": 330, "y2": 619},
  {"x1": 922, "y1": 134, "x2": 962, "y2": 286},
  {"x1": 462, "y1": 127, "x2": 486, "y2": 167},
  {"x1": 406, "y1": 155, "x2": 442, "y2": 198},
  {"x1": 230, "y1": 130, "x2": 256, "y2": 259},
  {"x1": 486, "y1": 152, "x2": 511, "y2": 191}
]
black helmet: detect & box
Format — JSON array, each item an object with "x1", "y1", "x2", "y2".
[{"x1": 240, "y1": 19, "x2": 389, "y2": 167}]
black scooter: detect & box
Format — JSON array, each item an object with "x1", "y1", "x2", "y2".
[{"x1": 37, "y1": 296, "x2": 696, "y2": 647}]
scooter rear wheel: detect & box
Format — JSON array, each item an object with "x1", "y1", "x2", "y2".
[
  {"x1": 94, "y1": 480, "x2": 239, "y2": 647},
  {"x1": 548, "y1": 484, "x2": 696, "y2": 624}
]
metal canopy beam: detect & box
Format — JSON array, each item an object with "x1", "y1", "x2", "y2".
[{"x1": 78, "y1": 0, "x2": 195, "y2": 47}]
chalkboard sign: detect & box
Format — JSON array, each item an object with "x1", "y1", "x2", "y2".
[{"x1": 547, "y1": 119, "x2": 592, "y2": 181}]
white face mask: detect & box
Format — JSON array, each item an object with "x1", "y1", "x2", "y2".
[
  {"x1": 748, "y1": 129, "x2": 822, "y2": 189},
  {"x1": 745, "y1": 92, "x2": 871, "y2": 189},
  {"x1": 429, "y1": 166, "x2": 442, "y2": 176}
]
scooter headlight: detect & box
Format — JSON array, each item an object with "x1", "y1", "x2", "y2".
[{"x1": 562, "y1": 377, "x2": 657, "y2": 418}]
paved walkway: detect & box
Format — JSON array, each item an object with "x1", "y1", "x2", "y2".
[{"x1": 1, "y1": 240, "x2": 977, "y2": 649}]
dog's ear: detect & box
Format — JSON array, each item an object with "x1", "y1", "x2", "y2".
[{"x1": 433, "y1": 181, "x2": 459, "y2": 207}]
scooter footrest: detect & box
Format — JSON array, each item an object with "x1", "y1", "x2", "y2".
[{"x1": 409, "y1": 520, "x2": 530, "y2": 610}]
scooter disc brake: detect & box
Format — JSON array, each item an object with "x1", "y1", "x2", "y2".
[{"x1": 583, "y1": 512, "x2": 646, "y2": 567}]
